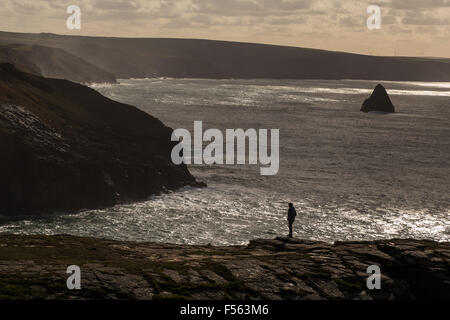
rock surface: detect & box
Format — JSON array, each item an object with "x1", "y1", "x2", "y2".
[
  {"x1": 0, "y1": 63, "x2": 203, "y2": 216},
  {"x1": 0, "y1": 235, "x2": 448, "y2": 300},
  {"x1": 361, "y1": 84, "x2": 396, "y2": 113}
]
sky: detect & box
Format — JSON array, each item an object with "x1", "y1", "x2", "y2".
[{"x1": 1, "y1": 0, "x2": 449, "y2": 58}]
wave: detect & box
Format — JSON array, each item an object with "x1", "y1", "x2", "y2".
[
  {"x1": 286, "y1": 86, "x2": 450, "y2": 97},
  {"x1": 380, "y1": 81, "x2": 450, "y2": 89},
  {"x1": 111, "y1": 79, "x2": 450, "y2": 98}
]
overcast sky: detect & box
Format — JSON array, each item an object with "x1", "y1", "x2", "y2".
[{"x1": 1, "y1": 0, "x2": 449, "y2": 57}]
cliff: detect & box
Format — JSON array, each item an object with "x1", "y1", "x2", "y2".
[
  {"x1": 0, "y1": 44, "x2": 116, "y2": 84},
  {"x1": 0, "y1": 63, "x2": 203, "y2": 216},
  {"x1": 1, "y1": 31, "x2": 450, "y2": 81},
  {"x1": 0, "y1": 235, "x2": 448, "y2": 300}
]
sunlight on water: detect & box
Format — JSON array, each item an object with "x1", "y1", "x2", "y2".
[
  {"x1": 1, "y1": 79, "x2": 449, "y2": 245},
  {"x1": 381, "y1": 81, "x2": 450, "y2": 89},
  {"x1": 1, "y1": 184, "x2": 448, "y2": 245},
  {"x1": 91, "y1": 79, "x2": 450, "y2": 100}
]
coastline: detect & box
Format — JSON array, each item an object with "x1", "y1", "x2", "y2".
[
  {"x1": 1, "y1": 235, "x2": 449, "y2": 300},
  {"x1": 0, "y1": 63, "x2": 204, "y2": 216}
]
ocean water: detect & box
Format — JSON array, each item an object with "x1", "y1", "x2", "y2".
[{"x1": 1, "y1": 79, "x2": 449, "y2": 245}]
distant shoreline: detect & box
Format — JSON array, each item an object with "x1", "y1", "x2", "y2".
[
  {"x1": 3, "y1": 30, "x2": 450, "y2": 83},
  {"x1": 104, "y1": 77, "x2": 450, "y2": 84}
]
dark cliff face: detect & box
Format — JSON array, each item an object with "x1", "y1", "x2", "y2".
[
  {"x1": 0, "y1": 44, "x2": 116, "y2": 84},
  {"x1": 361, "y1": 84, "x2": 396, "y2": 113},
  {"x1": 0, "y1": 63, "x2": 203, "y2": 216}
]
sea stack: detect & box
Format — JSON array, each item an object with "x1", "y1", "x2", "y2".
[{"x1": 361, "y1": 84, "x2": 395, "y2": 113}]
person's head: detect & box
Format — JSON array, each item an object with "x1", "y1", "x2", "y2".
[{"x1": 289, "y1": 203, "x2": 293, "y2": 208}]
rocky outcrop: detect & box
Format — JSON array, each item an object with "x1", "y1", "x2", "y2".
[
  {"x1": 361, "y1": 84, "x2": 396, "y2": 113},
  {"x1": 0, "y1": 44, "x2": 116, "y2": 84},
  {"x1": 0, "y1": 235, "x2": 448, "y2": 300},
  {"x1": 0, "y1": 63, "x2": 203, "y2": 216}
]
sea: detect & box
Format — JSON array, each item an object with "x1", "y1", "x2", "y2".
[{"x1": 1, "y1": 79, "x2": 449, "y2": 245}]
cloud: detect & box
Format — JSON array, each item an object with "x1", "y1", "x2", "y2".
[
  {"x1": 389, "y1": 0, "x2": 450, "y2": 9},
  {"x1": 403, "y1": 11, "x2": 450, "y2": 25},
  {"x1": 189, "y1": 0, "x2": 314, "y2": 17}
]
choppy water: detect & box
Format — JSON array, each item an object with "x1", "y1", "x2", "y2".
[{"x1": 1, "y1": 79, "x2": 449, "y2": 245}]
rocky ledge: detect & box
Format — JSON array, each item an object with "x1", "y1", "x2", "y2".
[{"x1": 0, "y1": 235, "x2": 448, "y2": 300}]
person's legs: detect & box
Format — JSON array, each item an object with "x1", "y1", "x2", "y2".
[{"x1": 288, "y1": 221, "x2": 293, "y2": 237}]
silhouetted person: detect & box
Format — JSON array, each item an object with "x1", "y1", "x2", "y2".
[{"x1": 287, "y1": 203, "x2": 297, "y2": 238}]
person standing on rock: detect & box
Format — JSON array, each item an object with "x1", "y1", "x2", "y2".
[{"x1": 287, "y1": 203, "x2": 297, "y2": 238}]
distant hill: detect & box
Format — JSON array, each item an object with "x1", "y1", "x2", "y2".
[
  {"x1": 0, "y1": 43, "x2": 116, "y2": 84},
  {"x1": 1, "y1": 31, "x2": 450, "y2": 82},
  {"x1": 0, "y1": 63, "x2": 202, "y2": 216},
  {"x1": 0, "y1": 45, "x2": 41, "y2": 75}
]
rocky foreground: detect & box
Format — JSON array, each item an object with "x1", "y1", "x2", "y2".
[{"x1": 0, "y1": 235, "x2": 448, "y2": 300}]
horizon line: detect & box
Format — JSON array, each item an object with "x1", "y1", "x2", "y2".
[{"x1": 1, "y1": 29, "x2": 449, "y2": 61}]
